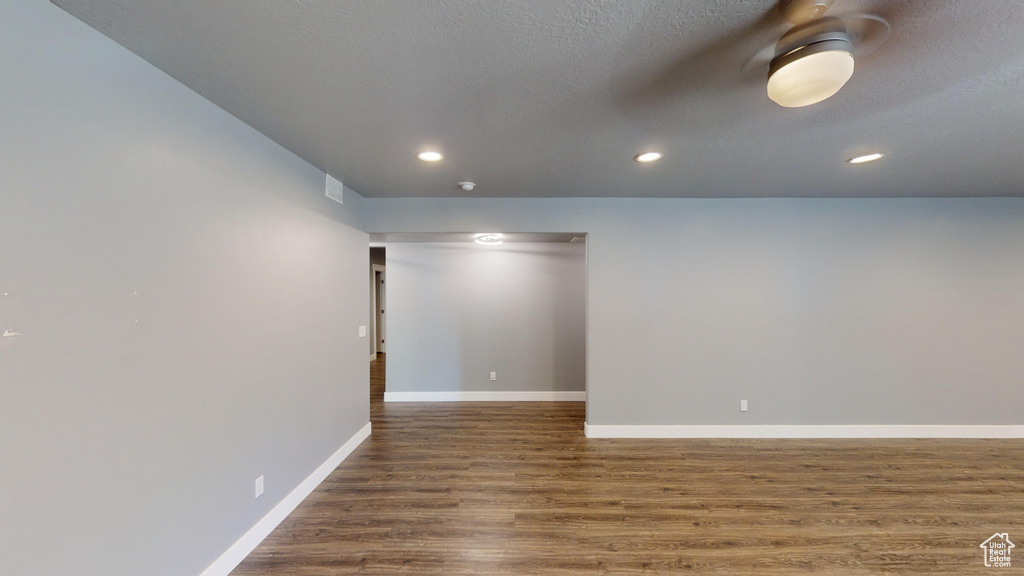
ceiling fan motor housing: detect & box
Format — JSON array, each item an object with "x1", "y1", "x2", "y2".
[
  {"x1": 779, "y1": 0, "x2": 835, "y2": 24},
  {"x1": 770, "y1": 17, "x2": 853, "y2": 77}
]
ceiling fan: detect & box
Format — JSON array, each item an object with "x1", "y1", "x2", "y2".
[
  {"x1": 609, "y1": 0, "x2": 896, "y2": 133},
  {"x1": 762, "y1": 0, "x2": 891, "y2": 107}
]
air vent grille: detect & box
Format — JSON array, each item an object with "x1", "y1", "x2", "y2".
[{"x1": 325, "y1": 174, "x2": 343, "y2": 204}]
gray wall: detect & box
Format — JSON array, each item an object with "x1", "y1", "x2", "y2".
[
  {"x1": 0, "y1": 3, "x2": 368, "y2": 576},
  {"x1": 364, "y1": 197, "x2": 1024, "y2": 426},
  {"x1": 386, "y1": 242, "x2": 586, "y2": 393}
]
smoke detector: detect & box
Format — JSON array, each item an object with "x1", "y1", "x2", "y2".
[{"x1": 459, "y1": 181, "x2": 476, "y2": 191}]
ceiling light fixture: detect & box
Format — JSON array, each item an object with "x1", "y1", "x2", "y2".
[
  {"x1": 459, "y1": 181, "x2": 476, "y2": 191},
  {"x1": 474, "y1": 233, "x2": 503, "y2": 245},
  {"x1": 417, "y1": 151, "x2": 443, "y2": 162},
  {"x1": 634, "y1": 152, "x2": 663, "y2": 163},
  {"x1": 848, "y1": 152, "x2": 885, "y2": 164},
  {"x1": 767, "y1": 16, "x2": 854, "y2": 108}
]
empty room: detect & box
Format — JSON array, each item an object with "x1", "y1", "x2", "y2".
[{"x1": 2, "y1": 1, "x2": 1023, "y2": 575}]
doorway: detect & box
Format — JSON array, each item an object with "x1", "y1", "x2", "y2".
[{"x1": 373, "y1": 264, "x2": 385, "y2": 355}]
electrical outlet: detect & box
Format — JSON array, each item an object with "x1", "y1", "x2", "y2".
[
  {"x1": 490, "y1": 372, "x2": 497, "y2": 381},
  {"x1": 740, "y1": 400, "x2": 748, "y2": 412},
  {"x1": 255, "y1": 475, "x2": 264, "y2": 499}
]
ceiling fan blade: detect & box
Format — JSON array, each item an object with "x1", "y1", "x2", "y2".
[
  {"x1": 844, "y1": 13, "x2": 890, "y2": 59},
  {"x1": 610, "y1": 9, "x2": 784, "y2": 133}
]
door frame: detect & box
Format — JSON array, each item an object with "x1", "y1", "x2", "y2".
[{"x1": 371, "y1": 263, "x2": 386, "y2": 357}]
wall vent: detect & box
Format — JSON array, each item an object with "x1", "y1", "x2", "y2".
[{"x1": 325, "y1": 174, "x2": 343, "y2": 204}]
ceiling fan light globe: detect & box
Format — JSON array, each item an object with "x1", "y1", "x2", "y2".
[{"x1": 767, "y1": 47, "x2": 854, "y2": 108}]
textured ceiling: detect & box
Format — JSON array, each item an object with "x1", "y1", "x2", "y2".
[{"x1": 52, "y1": 0, "x2": 1024, "y2": 198}]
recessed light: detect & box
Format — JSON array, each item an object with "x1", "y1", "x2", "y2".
[
  {"x1": 634, "y1": 152, "x2": 663, "y2": 163},
  {"x1": 474, "y1": 233, "x2": 503, "y2": 245},
  {"x1": 848, "y1": 152, "x2": 885, "y2": 164},
  {"x1": 417, "y1": 151, "x2": 443, "y2": 162}
]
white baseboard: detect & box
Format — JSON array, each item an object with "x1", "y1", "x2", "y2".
[
  {"x1": 384, "y1": 391, "x2": 586, "y2": 402},
  {"x1": 583, "y1": 423, "x2": 1024, "y2": 439},
  {"x1": 199, "y1": 422, "x2": 372, "y2": 576},
  {"x1": 369, "y1": 353, "x2": 377, "y2": 362}
]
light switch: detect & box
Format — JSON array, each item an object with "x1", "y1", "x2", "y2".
[{"x1": 358, "y1": 325, "x2": 367, "y2": 338}]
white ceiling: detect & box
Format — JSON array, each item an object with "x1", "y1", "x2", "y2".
[{"x1": 53, "y1": 0, "x2": 1024, "y2": 199}]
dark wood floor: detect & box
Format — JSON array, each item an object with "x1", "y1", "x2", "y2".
[{"x1": 232, "y1": 356, "x2": 1024, "y2": 574}]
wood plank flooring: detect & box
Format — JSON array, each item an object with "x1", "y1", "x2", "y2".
[{"x1": 232, "y1": 356, "x2": 1024, "y2": 575}]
